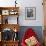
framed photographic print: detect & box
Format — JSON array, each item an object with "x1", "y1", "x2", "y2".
[
  {"x1": 25, "y1": 7, "x2": 36, "y2": 20},
  {"x1": 2, "y1": 10, "x2": 9, "y2": 15}
]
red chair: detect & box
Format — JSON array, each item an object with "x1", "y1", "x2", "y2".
[{"x1": 21, "y1": 28, "x2": 41, "y2": 46}]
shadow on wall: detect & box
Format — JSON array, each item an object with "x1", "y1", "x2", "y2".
[{"x1": 18, "y1": 26, "x2": 44, "y2": 44}]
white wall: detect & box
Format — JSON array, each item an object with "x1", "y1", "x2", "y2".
[
  {"x1": 18, "y1": 0, "x2": 44, "y2": 26},
  {"x1": 0, "y1": 0, "x2": 44, "y2": 26}
]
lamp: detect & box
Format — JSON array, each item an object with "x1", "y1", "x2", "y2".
[{"x1": 15, "y1": 0, "x2": 17, "y2": 7}]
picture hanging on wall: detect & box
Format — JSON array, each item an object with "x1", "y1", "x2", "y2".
[{"x1": 25, "y1": 7, "x2": 36, "y2": 20}]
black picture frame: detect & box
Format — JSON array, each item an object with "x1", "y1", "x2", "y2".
[{"x1": 25, "y1": 7, "x2": 36, "y2": 20}]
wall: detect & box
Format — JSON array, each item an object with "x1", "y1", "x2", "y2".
[
  {"x1": 18, "y1": 0, "x2": 44, "y2": 26},
  {"x1": 0, "y1": 0, "x2": 44, "y2": 26}
]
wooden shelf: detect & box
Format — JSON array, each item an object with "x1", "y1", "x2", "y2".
[
  {"x1": 0, "y1": 7, "x2": 18, "y2": 9},
  {"x1": 0, "y1": 40, "x2": 19, "y2": 46},
  {"x1": 2, "y1": 40, "x2": 19, "y2": 42},
  {"x1": 0, "y1": 24, "x2": 19, "y2": 32},
  {"x1": 0, "y1": 7, "x2": 19, "y2": 46}
]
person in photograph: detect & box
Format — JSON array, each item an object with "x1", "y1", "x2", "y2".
[{"x1": 27, "y1": 8, "x2": 33, "y2": 18}]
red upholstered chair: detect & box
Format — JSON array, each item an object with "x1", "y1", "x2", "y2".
[{"x1": 21, "y1": 28, "x2": 41, "y2": 46}]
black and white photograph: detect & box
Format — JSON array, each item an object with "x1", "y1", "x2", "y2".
[{"x1": 25, "y1": 7, "x2": 36, "y2": 20}]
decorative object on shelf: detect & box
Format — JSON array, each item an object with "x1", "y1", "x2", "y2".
[
  {"x1": 2, "y1": 16, "x2": 8, "y2": 24},
  {"x1": 13, "y1": 28, "x2": 18, "y2": 41},
  {"x1": 1, "y1": 28, "x2": 13, "y2": 41},
  {"x1": 9, "y1": 10, "x2": 18, "y2": 15},
  {"x1": 13, "y1": 32, "x2": 18, "y2": 41},
  {"x1": 5, "y1": 18, "x2": 8, "y2": 24},
  {"x1": 25, "y1": 7, "x2": 36, "y2": 20}
]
